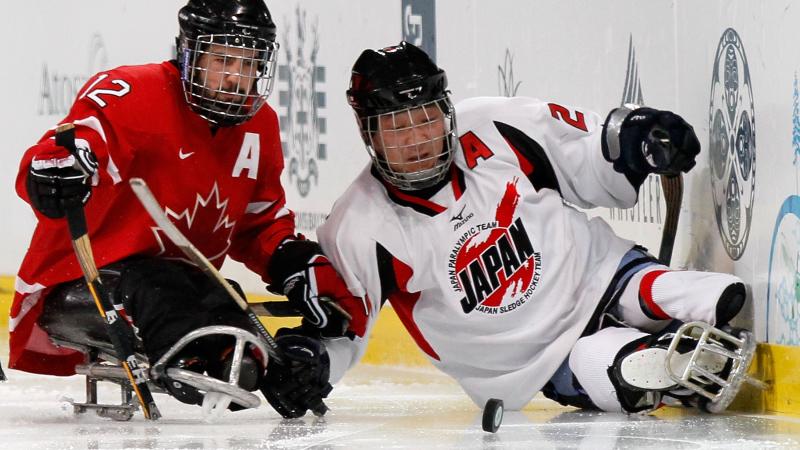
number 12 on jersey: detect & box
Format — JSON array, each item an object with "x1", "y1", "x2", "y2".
[{"x1": 80, "y1": 74, "x2": 132, "y2": 108}]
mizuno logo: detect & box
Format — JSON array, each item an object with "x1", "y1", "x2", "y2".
[
  {"x1": 178, "y1": 148, "x2": 195, "y2": 159},
  {"x1": 451, "y1": 204, "x2": 467, "y2": 222},
  {"x1": 451, "y1": 204, "x2": 474, "y2": 231}
]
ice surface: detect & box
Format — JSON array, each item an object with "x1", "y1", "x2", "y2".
[{"x1": 0, "y1": 364, "x2": 798, "y2": 449}]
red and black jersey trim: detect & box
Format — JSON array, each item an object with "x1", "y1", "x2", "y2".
[
  {"x1": 375, "y1": 242, "x2": 440, "y2": 360},
  {"x1": 493, "y1": 121, "x2": 562, "y2": 195},
  {"x1": 384, "y1": 184, "x2": 447, "y2": 216},
  {"x1": 372, "y1": 165, "x2": 466, "y2": 216},
  {"x1": 376, "y1": 242, "x2": 399, "y2": 306},
  {"x1": 450, "y1": 164, "x2": 466, "y2": 201}
]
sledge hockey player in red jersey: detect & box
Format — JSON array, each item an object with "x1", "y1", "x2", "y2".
[
  {"x1": 298, "y1": 42, "x2": 759, "y2": 415},
  {"x1": 13, "y1": 0, "x2": 362, "y2": 418}
]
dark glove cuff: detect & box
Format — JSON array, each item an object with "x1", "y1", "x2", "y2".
[
  {"x1": 267, "y1": 239, "x2": 325, "y2": 287},
  {"x1": 601, "y1": 104, "x2": 637, "y2": 163},
  {"x1": 602, "y1": 105, "x2": 656, "y2": 189}
]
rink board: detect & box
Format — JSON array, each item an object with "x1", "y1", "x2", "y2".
[{"x1": 1, "y1": 275, "x2": 797, "y2": 417}]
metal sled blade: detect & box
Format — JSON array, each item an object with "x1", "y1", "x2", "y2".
[
  {"x1": 151, "y1": 325, "x2": 267, "y2": 410},
  {"x1": 71, "y1": 365, "x2": 142, "y2": 421}
]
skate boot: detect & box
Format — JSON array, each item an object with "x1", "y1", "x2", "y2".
[
  {"x1": 162, "y1": 351, "x2": 207, "y2": 406},
  {"x1": 614, "y1": 321, "x2": 762, "y2": 414},
  {"x1": 151, "y1": 325, "x2": 270, "y2": 413},
  {"x1": 207, "y1": 345, "x2": 266, "y2": 411}
]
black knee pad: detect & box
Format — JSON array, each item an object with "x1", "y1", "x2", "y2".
[{"x1": 715, "y1": 283, "x2": 746, "y2": 327}]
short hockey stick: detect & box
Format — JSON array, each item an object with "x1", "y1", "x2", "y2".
[
  {"x1": 55, "y1": 124, "x2": 161, "y2": 420},
  {"x1": 645, "y1": 127, "x2": 684, "y2": 266},
  {"x1": 129, "y1": 177, "x2": 330, "y2": 416},
  {"x1": 658, "y1": 174, "x2": 683, "y2": 266}
]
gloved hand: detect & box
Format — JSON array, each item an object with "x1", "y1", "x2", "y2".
[
  {"x1": 261, "y1": 332, "x2": 332, "y2": 419},
  {"x1": 605, "y1": 106, "x2": 700, "y2": 178},
  {"x1": 26, "y1": 138, "x2": 98, "y2": 219},
  {"x1": 622, "y1": 107, "x2": 700, "y2": 176},
  {"x1": 267, "y1": 240, "x2": 367, "y2": 339}
]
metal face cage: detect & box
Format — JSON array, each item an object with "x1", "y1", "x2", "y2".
[
  {"x1": 181, "y1": 34, "x2": 279, "y2": 126},
  {"x1": 360, "y1": 98, "x2": 458, "y2": 191}
]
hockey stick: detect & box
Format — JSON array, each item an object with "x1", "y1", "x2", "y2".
[
  {"x1": 250, "y1": 301, "x2": 305, "y2": 317},
  {"x1": 0, "y1": 360, "x2": 6, "y2": 381},
  {"x1": 129, "y1": 178, "x2": 284, "y2": 362},
  {"x1": 54, "y1": 124, "x2": 161, "y2": 420},
  {"x1": 658, "y1": 174, "x2": 683, "y2": 266},
  {"x1": 645, "y1": 127, "x2": 684, "y2": 266},
  {"x1": 249, "y1": 299, "x2": 347, "y2": 318},
  {"x1": 129, "y1": 177, "x2": 330, "y2": 416}
]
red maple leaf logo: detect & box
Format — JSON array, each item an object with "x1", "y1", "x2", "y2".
[{"x1": 151, "y1": 183, "x2": 236, "y2": 264}]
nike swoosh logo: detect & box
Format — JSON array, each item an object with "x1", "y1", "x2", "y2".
[{"x1": 178, "y1": 148, "x2": 195, "y2": 159}]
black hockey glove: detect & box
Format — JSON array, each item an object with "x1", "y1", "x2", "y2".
[
  {"x1": 261, "y1": 331, "x2": 332, "y2": 418},
  {"x1": 267, "y1": 240, "x2": 367, "y2": 339},
  {"x1": 603, "y1": 106, "x2": 700, "y2": 183},
  {"x1": 26, "y1": 140, "x2": 98, "y2": 219}
]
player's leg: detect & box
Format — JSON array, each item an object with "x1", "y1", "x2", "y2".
[
  {"x1": 115, "y1": 257, "x2": 265, "y2": 404},
  {"x1": 39, "y1": 257, "x2": 264, "y2": 407},
  {"x1": 613, "y1": 265, "x2": 746, "y2": 333},
  {"x1": 568, "y1": 327, "x2": 655, "y2": 412},
  {"x1": 540, "y1": 358, "x2": 599, "y2": 410},
  {"x1": 569, "y1": 325, "x2": 753, "y2": 413}
]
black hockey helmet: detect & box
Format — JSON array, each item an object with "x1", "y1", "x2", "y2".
[
  {"x1": 177, "y1": 0, "x2": 279, "y2": 126},
  {"x1": 347, "y1": 41, "x2": 449, "y2": 117},
  {"x1": 347, "y1": 42, "x2": 457, "y2": 191}
]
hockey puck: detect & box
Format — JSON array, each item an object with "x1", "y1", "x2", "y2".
[{"x1": 482, "y1": 398, "x2": 503, "y2": 433}]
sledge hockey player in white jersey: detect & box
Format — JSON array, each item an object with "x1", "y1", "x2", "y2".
[{"x1": 289, "y1": 41, "x2": 757, "y2": 415}]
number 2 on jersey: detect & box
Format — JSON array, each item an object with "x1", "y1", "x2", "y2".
[
  {"x1": 547, "y1": 103, "x2": 588, "y2": 131},
  {"x1": 80, "y1": 74, "x2": 131, "y2": 108}
]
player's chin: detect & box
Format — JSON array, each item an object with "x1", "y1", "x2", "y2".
[
  {"x1": 397, "y1": 160, "x2": 437, "y2": 173},
  {"x1": 204, "y1": 98, "x2": 249, "y2": 114},
  {"x1": 215, "y1": 97, "x2": 249, "y2": 107}
]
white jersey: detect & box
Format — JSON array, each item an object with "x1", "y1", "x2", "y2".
[{"x1": 317, "y1": 96, "x2": 638, "y2": 410}]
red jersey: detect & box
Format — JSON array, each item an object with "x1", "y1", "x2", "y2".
[{"x1": 12, "y1": 61, "x2": 295, "y2": 375}]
